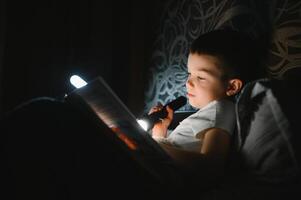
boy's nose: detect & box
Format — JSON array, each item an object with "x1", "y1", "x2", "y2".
[{"x1": 186, "y1": 77, "x2": 194, "y2": 87}]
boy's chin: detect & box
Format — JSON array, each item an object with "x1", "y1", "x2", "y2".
[
  {"x1": 189, "y1": 100, "x2": 215, "y2": 109},
  {"x1": 188, "y1": 100, "x2": 201, "y2": 109}
]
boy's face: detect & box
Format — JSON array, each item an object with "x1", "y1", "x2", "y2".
[{"x1": 186, "y1": 53, "x2": 228, "y2": 109}]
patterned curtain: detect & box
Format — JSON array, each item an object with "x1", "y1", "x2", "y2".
[
  {"x1": 144, "y1": 0, "x2": 301, "y2": 112},
  {"x1": 269, "y1": 0, "x2": 301, "y2": 78}
]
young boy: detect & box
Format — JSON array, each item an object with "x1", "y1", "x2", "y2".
[{"x1": 149, "y1": 29, "x2": 262, "y2": 179}]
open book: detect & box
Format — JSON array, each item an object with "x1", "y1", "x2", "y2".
[{"x1": 64, "y1": 76, "x2": 178, "y2": 183}]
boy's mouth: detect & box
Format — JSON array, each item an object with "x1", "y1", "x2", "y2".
[{"x1": 187, "y1": 92, "x2": 195, "y2": 97}]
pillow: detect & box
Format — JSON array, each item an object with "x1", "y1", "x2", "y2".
[{"x1": 235, "y1": 79, "x2": 299, "y2": 184}]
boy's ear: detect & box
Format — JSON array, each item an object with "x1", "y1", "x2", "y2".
[{"x1": 226, "y1": 79, "x2": 243, "y2": 96}]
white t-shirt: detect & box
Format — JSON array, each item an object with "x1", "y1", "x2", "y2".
[{"x1": 166, "y1": 99, "x2": 236, "y2": 152}]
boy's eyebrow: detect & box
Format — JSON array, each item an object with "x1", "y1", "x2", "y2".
[
  {"x1": 187, "y1": 68, "x2": 212, "y2": 73},
  {"x1": 188, "y1": 67, "x2": 223, "y2": 79},
  {"x1": 196, "y1": 68, "x2": 218, "y2": 76},
  {"x1": 197, "y1": 68, "x2": 212, "y2": 73}
]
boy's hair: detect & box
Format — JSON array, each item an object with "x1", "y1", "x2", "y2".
[{"x1": 190, "y1": 29, "x2": 264, "y2": 83}]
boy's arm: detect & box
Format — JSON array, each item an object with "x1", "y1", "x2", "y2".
[{"x1": 158, "y1": 128, "x2": 230, "y2": 178}]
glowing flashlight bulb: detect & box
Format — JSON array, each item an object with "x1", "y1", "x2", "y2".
[
  {"x1": 137, "y1": 119, "x2": 149, "y2": 131},
  {"x1": 70, "y1": 75, "x2": 87, "y2": 88}
]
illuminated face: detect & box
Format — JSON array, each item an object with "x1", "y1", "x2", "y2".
[{"x1": 186, "y1": 53, "x2": 228, "y2": 109}]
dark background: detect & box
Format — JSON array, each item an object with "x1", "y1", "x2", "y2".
[
  {"x1": 1, "y1": 0, "x2": 301, "y2": 117},
  {"x1": 0, "y1": 0, "x2": 161, "y2": 117}
]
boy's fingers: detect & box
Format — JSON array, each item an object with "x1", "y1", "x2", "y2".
[
  {"x1": 148, "y1": 104, "x2": 163, "y2": 114},
  {"x1": 166, "y1": 105, "x2": 173, "y2": 112},
  {"x1": 166, "y1": 106, "x2": 174, "y2": 120},
  {"x1": 148, "y1": 108, "x2": 156, "y2": 114}
]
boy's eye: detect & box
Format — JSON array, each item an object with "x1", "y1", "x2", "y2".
[{"x1": 197, "y1": 76, "x2": 205, "y2": 80}]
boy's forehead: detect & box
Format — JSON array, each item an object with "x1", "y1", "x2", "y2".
[
  {"x1": 188, "y1": 53, "x2": 220, "y2": 64},
  {"x1": 187, "y1": 53, "x2": 227, "y2": 80},
  {"x1": 187, "y1": 54, "x2": 222, "y2": 72}
]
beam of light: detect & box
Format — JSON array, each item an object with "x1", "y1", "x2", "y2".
[
  {"x1": 70, "y1": 75, "x2": 87, "y2": 88},
  {"x1": 137, "y1": 119, "x2": 149, "y2": 131}
]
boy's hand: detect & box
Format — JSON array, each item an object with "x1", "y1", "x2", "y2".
[{"x1": 149, "y1": 104, "x2": 174, "y2": 138}]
